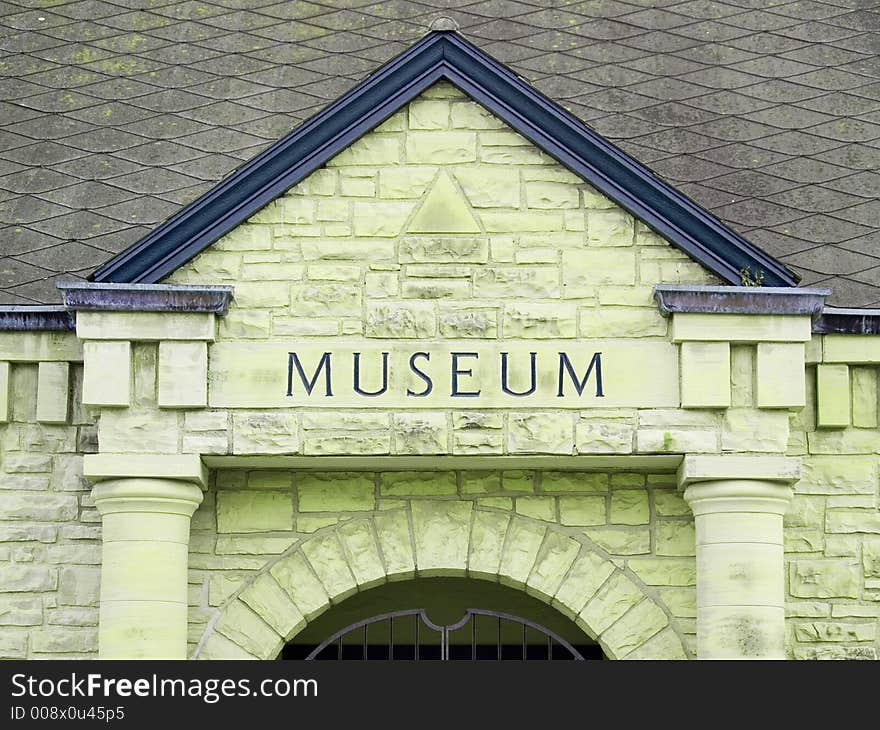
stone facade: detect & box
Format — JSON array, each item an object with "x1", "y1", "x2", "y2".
[{"x1": 0, "y1": 83, "x2": 879, "y2": 660}]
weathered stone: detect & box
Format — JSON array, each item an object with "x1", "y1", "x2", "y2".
[
  {"x1": 215, "y1": 536, "x2": 296, "y2": 555},
  {"x1": 826, "y1": 509, "x2": 880, "y2": 534},
  {"x1": 541, "y1": 472, "x2": 608, "y2": 492},
  {"x1": 31, "y1": 628, "x2": 97, "y2": 654},
  {"x1": 406, "y1": 131, "x2": 476, "y2": 163},
  {"x1": 392, "y1": 412, "x2": 448, "y2": 454},
  {"x1": 628, "y1": 558, "x2": 696, "y2": 586},
  {"x1": 499, "y1": 518, "x2": 546, "y2": 588},
  {"x1": 399, "y1": 236, "x2": 488, "y2": 263},
  {"x1": 794, "y1": 621, "x2": 875, "y2": 643},
  {"x1": 559, "y1": 496, "x2": 606, "y2": 526},
  {"x1": 337, "y1": 520, "x2": 385, "y2": 590},
  {"x1": 576, "y1": 419, "x2": 634, "y2": 454},
  {"x1": 602, "y1": 600, "x2": 668, "y2": 658},
  {"x1": 329, "y1": 135, "x2": 400, "y2": 166},
  {"x1": 789, "y1": 560, "x2": 860, "y2": 598},
  {"x1": 0, "y1": 494, "x2": 77, "y2": 522},
  {"x1": 610, "y1": 489, "x2": 649, "y2": 525},
  {"x1": 58, "y1": 567, "x2": 99, "y2": 606},
  {"x1": 552, "y1": 551, "x2": 616, "y2": 619},
  {"x1": 216, "y1": 599, "x2": 282, "y2": 658},
  {"x1": 526, "y1": 531, "x2": 580, "y2": 599},
  {"x1": 411, "y1": 500, "x2": 472, "y2": 576},
  {"x1": 584, "y1": 527, "x2": 650, "y2": 555},
  {"x1": 0, "y1": 597, "x2": 42, "y2": 626},
  {"x1": 380, "y1": 471, "x2": 455, "y2": 496},
  {"x1": 439, "y1": 308, "x2": 498, "y2": 338},
  {"x1": 563, "y1": 249, "x2": 636, "y2": 290},
  {"x1": 515, "y1": 496, "x2": 556, "y2": 521},
  {"x1": 579, "y1": 572, "x2": 642, "y2": 635},
  {"x1": 365, "y1": 302, "x2": 435, "y2": 338},
  {"x1": 721, "y1": 409, "x2": 789, "y2": 452},
  {"x1": 216, "y1": 492, "x2": 292, "y2": 533},
  {"x1": 625, "y1": 627, "x2": 687, "y2": 660},
  {"x1": 270, "y1": 552, "x2": 330, "y2": 620},
  {"x1": 503, "y1": 303, "x2": 576, "y2": 338},
  {"x1": 0, "y1": 565, "x2": 56, "y2": 592},
  {"x1": 296, "y1": 472, "x2": 374, "y2": 512},
  {"x1": 656, "y1": 521, "x2": 696, "y2": 556},
  {"x1": 374, "y1": 510, "x2": 415, "y2": 580},
  {"x1": 800, "y1": 457, "x2": 876, "y2": 494},
  {"x1": 232, "y1": 411, "x2": 298, "y2": 455},
  {"x1": 240, "y1": 574, "x2": 305, "y2": 640},
  {"x1": 653, "y1": 490, "x2": 689, "y2": 516},
  {"x1": 473, "y1": 267, "x2": 560, "y2": 298},
  {"x1": 579, "y1": 307, "x2": 666, "y2": 337},
  {"x1": 455, "y1": 168, "x2": 519, "y2": 208},
  {"x1": 302, "y1": 533, "x2": 357, "y2": 602},
  {"x1": 290, "y1": 282, "x2": 360, "y2": 317},
  {"x1": 508, "y1": 413, "x2": 572, "y2": 454}
]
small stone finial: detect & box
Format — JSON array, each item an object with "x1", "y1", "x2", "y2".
[{"x1": 429, "y1": 17, "x2": 459, "y2": 32}]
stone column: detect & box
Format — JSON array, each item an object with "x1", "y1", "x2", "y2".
[
  {"x1": 85, "y1": 454, "x2": 206, "y2": 659},
  {"x1": 679, "y1": 455, "x2": 799, "y2": 660}
]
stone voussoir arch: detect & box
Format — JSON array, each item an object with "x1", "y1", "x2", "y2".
[{"x1": 194, "y1": 501, "x2": 688, "y2": 660}]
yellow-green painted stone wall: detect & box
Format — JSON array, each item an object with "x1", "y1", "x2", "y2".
[
  {"x1": 189, "y1": 469, "x2": 694, "y2": 659},
  {"x1": 1, "y1": 82, "x2": 879, "y2": 659}
]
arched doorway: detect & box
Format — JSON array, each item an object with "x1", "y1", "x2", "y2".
[{"x1": 281, "y1": 578, "x2": 604, "y2": 660}]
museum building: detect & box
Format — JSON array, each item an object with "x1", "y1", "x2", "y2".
[{"x1": 2, "y1": 27, "x2": 880, "y2": 661}]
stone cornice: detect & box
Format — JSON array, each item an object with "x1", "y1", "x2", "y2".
[
  {"x1": 57, "y1": 282, "x2": 234, "y2": 315},
  {"x1": 654, "y1": 285, "x2": 830, "y2": 317}
]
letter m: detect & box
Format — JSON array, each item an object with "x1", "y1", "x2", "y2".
[
  {"x1": 287, "y1": 352, "x2": 332, "y2": 396},
  {"x1": 557, "y1": 352, "x2": 603, "y2": 397}
]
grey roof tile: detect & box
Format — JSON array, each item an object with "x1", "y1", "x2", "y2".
[{"x1": 1, "y1": 0, "x2": 878, "y2": 306}]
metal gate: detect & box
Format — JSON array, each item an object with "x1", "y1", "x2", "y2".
[{"x1": 305, "y1": 609, "x2": 591, "y2": 660}]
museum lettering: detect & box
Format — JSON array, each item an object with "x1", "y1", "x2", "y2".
[{"x1": 286, "y1": 350, "x2": 604, "y2": 399}]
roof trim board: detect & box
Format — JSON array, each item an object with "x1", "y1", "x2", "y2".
[{"x1": 90, "y1": 30, "x2": 798, "y2": 288}]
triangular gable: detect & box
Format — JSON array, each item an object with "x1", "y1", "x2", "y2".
[{"x1": 90, "y1": 30, "x2": 798, "y2": 288}]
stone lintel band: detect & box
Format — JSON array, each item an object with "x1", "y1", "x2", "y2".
[
  {"x1": 678, "y1": 454, "x2": 800, "y2": 660},
  {"x1": 86, "y1": 456, "x2": 207, "y2": 659}
]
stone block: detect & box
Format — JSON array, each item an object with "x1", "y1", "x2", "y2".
[
  {"x1": 542, "y1": 472, "x2": 608, "y2": 492},
  {"x1": 503, "y1": 303, "x2": 576, "y2": 338},
  {"x1": 562, "y1": 249, "x2": 636, "y2": 291},
  {"x1": 670, "y1": 313, "x2": 812, "y2": 343},
  {"x1": 216, "y1": 491, "x2": 292, "y2": 533},
  {"x1": 379, "y1": 167, "x2": 435, "y2": 199},
  {"x1": 610, "y1": 489, "x2": 649, "y2": 525},
  {"x1": 392, "y1": 412, "x2": 448, "y2": 454},
  {"x1": 799, "y1": 457, "x2": 876, "y2": 494},
  {"x1": 602, "y1": 599, "x2": 668, "y2": 658},
  {"x1": 406, "y1": 131, "x2": 476, "y2": 163},
  {"x1": 157, "y1": 341, "x2": 207, "y2": 408},
  {"x1": 851, "y1": 366, "x2": 878, "y2": 428},
  {"x1": 628, "y1": 558, "x2": 696, "y2": 586},
  {"x1": 508, "y1": 412, "x2": 572, "y2": 454},
  {"x1": 588, "y1": 208, "x2": 634, "y2": 246},
  {"x1": 468, "y1": 510, "x2": 510, "y2": 579},
  {"x1": 816, "y1": 364, "x2": 851, "y2": 428},
  {"x1": 579, "y1": 307, "x2": 667, "y2": 337},
  {"x1": 77, "y1": 311, "x2": 215, "y2": 341},
  {"x1": 473, "y1": 266, "x2": 560, "y2": 298},
  {"x1": 576, "y1": 419, "x2": 634, "y2": 454},
  {"x1": 82, "y1": 341, "x2": 130, "y2": 407},
  {"x1": 584, "y1": 527, "x2": 650, "y2": 555},
  {"x1": 721, "y1": 409, "x2": 789, "y2": 452},
  {"x1": 365, "y1": 302, "x2": 435, "y2": 338},
  {"x1": 515, "y1": 496, "x2": 556, "y2": 521},
  {"x1": 232, "y1": 411, "x2": 298, "y2": 454},
  {"x1": 36, "y1": 362, "x2": 69, "y2": 423},
  {"x1": 826, "y1": 508, "x2": 880, "y2": 533},
  {"x1": 270, "y1": 552, "x2": 329, "y2": 620},
  {"x1": 0, "y1": 565, "x2": 56, "y2": 592},
  {"x1": 240, "y1": 574, "x2": 305, "y2": 640},
  {"x1": 352, "y1": 202, "x2": 414, "y2": 237},
  {"x1": 0, "y1": 494, "x2": 77, "y2": 522},
  {"x1": 302, "y1": 534, "x2": 357, "y2": 602},
  {"x1": 579, "y1": 572, "x2": 642, "y2": 635},
  {"x1": 399, "y1": 236, "x2": 488, "y2": 263},
  {"x1": 455, "y1": 168, "x2": 519, "y2": 208},
  {"x1": 499, "y1": 518, "x2": 545, "y2": 588},
  {"x1": 553, "y1": 551, "x2": 615, "y2": 619},
  {"x1": 329, "y1": 135, "x2": 400, "y2": 166},
  {"x1": 297, "y1": 472, "x2": 375, "y2": 512},
  {"x1": 789, "y1": 560, "x2": 860, "y2": 598},
  {"x1": 526, "y1": 531, "x2": 580, "y2": 599},
  {"x1": 374, "y1": 510, "x2": 415, "y2": 580},
  {"x1": 380, "y1": 471, "x2": 455, "y2": 496},
  {"x1": 559, "y1": 496, "x2": 606, "y2": 526},
  {"x1": 411, "y1": 500, "x2": 472, "y2": 576},
  {"x1": 680, "y1": 342, "x2": 730, "y2": 408},
  {"x1": 756, "y1": 343, "x2": 805, "y2": 408},
  {"x1": 337, "y1": 520, "x2": 385, "y2": 590},
  {"x1": 216, "y1": 599, "x2": 282, "y2": 659},
  {"x1": 450, "y1": 101, "x2": 505, "y2": 129}
]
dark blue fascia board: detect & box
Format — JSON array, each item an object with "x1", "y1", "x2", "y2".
[{"x1": 91, "y1": 31, "x2": 798, "y2": 288}]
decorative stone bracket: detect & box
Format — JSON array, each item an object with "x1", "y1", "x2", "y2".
[
  {"x1": 58, "y1": 283, "x2": 233, "y2": 410},
  {"x1": 655, "y1": 285, "x2": 829, "y2": 411}
]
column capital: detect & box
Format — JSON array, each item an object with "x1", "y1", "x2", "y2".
[
  {"x1": 84, "y1": 453, "x2": 208, "y2": 488},
  {"x1": 92, "y1": 477, "x2": 203, "y2": 518},
  {"x1": 678, "y1": 454, "x2": 800, "y2": 489}
]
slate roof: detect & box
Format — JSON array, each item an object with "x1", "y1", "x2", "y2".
[{"x1": 1, "y1": 0, "x2": 879, "y2": 307}]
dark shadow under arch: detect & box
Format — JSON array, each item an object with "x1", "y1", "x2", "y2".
[{"x1": 280, "y1": 577, "x2": 604, "y2": 660}]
